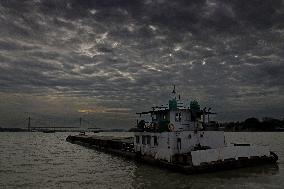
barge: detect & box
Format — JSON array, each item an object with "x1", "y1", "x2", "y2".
[{"x1": 66, "y1": 87, "x2": 278, "y2": 174}]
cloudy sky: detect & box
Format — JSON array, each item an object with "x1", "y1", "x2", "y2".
[{"x1": 0, "y1": 0, "x2": 283, "y2": 129}]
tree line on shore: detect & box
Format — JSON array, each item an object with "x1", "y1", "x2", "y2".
[{"x1": 220, "y1": 117, "x2": 284, "y2": 132}]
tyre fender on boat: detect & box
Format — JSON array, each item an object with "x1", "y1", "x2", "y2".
[{"x1": 168, "y1": 123, "x2": 175, "y2": 132}]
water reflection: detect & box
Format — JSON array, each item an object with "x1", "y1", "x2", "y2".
[{"x1": 131, "y1": 162, "x2": 279, "y2": 189}]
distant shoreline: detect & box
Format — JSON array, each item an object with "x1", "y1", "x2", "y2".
[
  {"x1": 1, "y1": 128, "x2": 284, "y2": 133},
  {"x1": 0, "y1": 127, "x2": 125, "y2": 133}
]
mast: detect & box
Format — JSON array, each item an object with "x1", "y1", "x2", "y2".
[
  {"x1": 28, "y1": 116, "x2": 31, "y2": 132},
  {"x1": 172, "y1": 85, "x2": 176, "y2": 95},
  {"x1": 208, "y1": 108, "x2": 211, "y2": 124},
  {"x1": 169, "y1": 85, "x2": 178, "y2": 110}
]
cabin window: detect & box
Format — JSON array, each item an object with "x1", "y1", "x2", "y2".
[
  {"x1": 177, "y1": 138, "x2": 181, "y2": 150},
  {"x1": 153, "y1": 136, "x2": 158, "y2": 146},
  {"x1": 152, "y1": 114, "x2": 157, "y2": 121},
  {"x1": 188, "y1": 134, "x2": 191, "y2": 139},
  {"x1": 147, "y1": 135, "x2": 151, "y2": 145},
  {"x1": 185, "y1": 113, "x2": 190, "y2": 121},
  {"x1": 135, "y1": 136, "x2": 140, "y2": 144},
  {"x1": 175, "y1": 112, "x2": 182, "y2": 122},
  {"x1": 175, "y1": 113, "x2": 179, "y2": 122},
  {"x1": 142, "y1": 136, "x2": 146, "y2": 145},
  {"x1": 191, "y1": 112, "x2": 196, "y2": 121}
]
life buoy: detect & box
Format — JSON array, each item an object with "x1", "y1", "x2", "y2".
[{"x1": 168, "y1": 123, "x2": 175, "y2": 132}]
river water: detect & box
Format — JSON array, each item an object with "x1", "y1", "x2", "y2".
[{"x1": 0, "y1": 132, "x2": 283, "y2": 189}]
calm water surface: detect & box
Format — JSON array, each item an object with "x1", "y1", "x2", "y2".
[{"x1": 0, "y1": 132, "x2": 283, "y2": 189}]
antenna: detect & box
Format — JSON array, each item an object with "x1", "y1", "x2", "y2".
[
  {"x1": 208, "y1": 108, "x2": 211, "y2": 123},
  {"x1": 172, "y1": 85, "x2": 176, "y2": 94},
  {"x1": 28, "y1": 116, "x2": 31, "y2": 132}
]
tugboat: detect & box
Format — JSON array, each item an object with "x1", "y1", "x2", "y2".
[
  {"x1": 66, "y1": 86, "x2": 278, "y2": 174},
  {"x1": 133, "y1": 86, "x2": 278, "y2": 172}
]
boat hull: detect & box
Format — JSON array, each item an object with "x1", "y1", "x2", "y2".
[{"x1": 66, "y1": 135, "x2": 278, "y2": 174}]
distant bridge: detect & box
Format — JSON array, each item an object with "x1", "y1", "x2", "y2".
[{"x1": 31, "y1": 126, "x2": 80, "y2": 129}]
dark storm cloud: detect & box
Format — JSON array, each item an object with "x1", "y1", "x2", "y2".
[{"x1": 0, "y1": 0, "x2": 284, "y2": 128}]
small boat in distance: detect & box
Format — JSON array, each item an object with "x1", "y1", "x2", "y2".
[
  {"x1": 42, "y1": 130, "x2": 55, "y2": 133},
  {"x1": 67, "y1": 86, "x2": 278, "y2": 174}
]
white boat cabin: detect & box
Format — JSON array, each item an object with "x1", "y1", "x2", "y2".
[
  {"x1": 134, "y1": 87, "x2": 221, "y2": 161},
  {"x1": 134, "y1": 87, "x2": 270, "y2": 164}
]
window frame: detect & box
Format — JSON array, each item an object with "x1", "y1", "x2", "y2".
[
  {"x1": 142, "y1": 135, "x2": 146, "y2": 145},
  {"x1": 147, "y1": 135, "x2": 151, "y2": 145},
  {"x1": 135, "y1": 136, "x2": 140, "y2": 144},
  {"x1": 153, "y1": 136, "x2": 158, "y2": 146}
]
